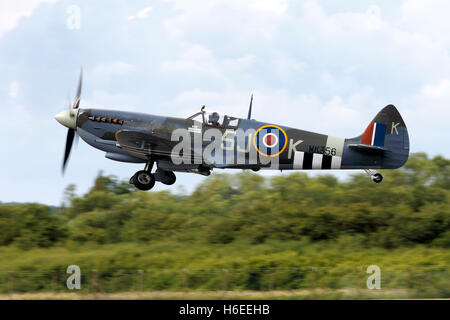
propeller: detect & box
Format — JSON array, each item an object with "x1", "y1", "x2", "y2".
[
  {"x1": 73, "y1": 67, "x2": 83, "y2": 109},
  {"x1": 62, "y1": 128, "x2": 75, "y2": 173},
  {"x1": 61, "y1": 67, "x2": 83, "y2": 174}
]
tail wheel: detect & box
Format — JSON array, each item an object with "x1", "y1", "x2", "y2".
[
  {"x1": 133, "y1": 170, "x2": 155, "y2": 191},
  {"x1": 162, "y1": 171, "x2": 176, "y2": 185},
  {"x1": 372, "y1": 173, "x2": 383, "y2": 184}
]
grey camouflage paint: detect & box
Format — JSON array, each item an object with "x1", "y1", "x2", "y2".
[{"x1": 74, "y1": 105, "x2": 409, "y2": 172}]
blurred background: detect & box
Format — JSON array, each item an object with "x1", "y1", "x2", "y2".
[
  {"x1": 0, "y1": 0, "x2": 448, "y2": 299},
  {"x1": 0, "y1": 155, "x2": 448, "y2": 299}
]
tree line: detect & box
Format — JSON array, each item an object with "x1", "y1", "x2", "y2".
[{"x1": 0, "y1": 152, "x2": 448, "y2": 250}]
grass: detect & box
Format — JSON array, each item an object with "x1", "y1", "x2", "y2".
[
  {"x1": 0, "y1": 238, "x2": 448, "y2": 298},
  {"x1": 0, "y1": 289, "x2": 418, "y2": 300}
]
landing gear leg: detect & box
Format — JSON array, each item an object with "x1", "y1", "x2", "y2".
[
  {"x1": 130, "y1": 160, "x2": 156, "y2": 191},
  {"x1": 364, "y1": 169, "x2": 383, "y2": 184},
  {"x1": 144, "y1": 160, "x2": 154, "y2": 172}
]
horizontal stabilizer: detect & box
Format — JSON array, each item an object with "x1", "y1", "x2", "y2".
[{"x1": 348, "y1": 143, "x2": 390, "y2": 153}]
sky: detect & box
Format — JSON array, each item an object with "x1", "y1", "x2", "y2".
[{"x1": 0, "y1": 0, "x2": 449, "y2": 205}]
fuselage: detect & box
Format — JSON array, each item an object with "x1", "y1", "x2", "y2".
[
  {"x1": 73, "y1": 108, "x2": 364, "y2": 171},
  {"x1": 54, "y1": 67, "x2": 409, "y2": 186},
  {"x1": 54, "y1": 71, "x2": 410, "y2": 193},
  {"x1": 54, "y1": 106, "x2": 409, "y2": 172}
]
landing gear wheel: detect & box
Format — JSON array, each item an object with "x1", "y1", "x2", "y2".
[
  {"x1": 133, "y1": 170, "x2": 155, "y2": 191},
  {"x1": 162, "y1": 171, "x2": 176, "y2": 185},
  {"x1": 372, "y1": 173, "x2": 383, "y2": 184}
]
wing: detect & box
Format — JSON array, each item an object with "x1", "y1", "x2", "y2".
[
  {"x1": 115, "y1": 130, "x2": 203, "y2": 163},
  {"x1": 115, "y1": 130, "x2": 175, "y2": 160}
]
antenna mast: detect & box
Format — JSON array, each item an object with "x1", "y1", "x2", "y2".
[{"x1": 247, "y1": 94, "x2": 253, "y2": 120}]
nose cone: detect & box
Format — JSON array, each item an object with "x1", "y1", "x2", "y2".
[{"x1": 55, "y1": 109, "x2": 78, "y2": 129}]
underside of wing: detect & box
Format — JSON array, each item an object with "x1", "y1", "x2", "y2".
[
  {"x1": 115, "y1": 130, "x2": 174, "y2": 160},
  {"x1": 115, "y1": 130, "x2": 203, "y2": 163}
]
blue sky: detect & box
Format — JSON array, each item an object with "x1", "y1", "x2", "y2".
[{"x1": 0, "y1": 0, "x2": 449, "y2": 205}]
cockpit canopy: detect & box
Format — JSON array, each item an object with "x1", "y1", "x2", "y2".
[
  {"x1": 209, "y1": 112, "x2": 220, "y2": 125},
  {"x1": 188, "y1": 108, "x2": 239, "y2": 128}
]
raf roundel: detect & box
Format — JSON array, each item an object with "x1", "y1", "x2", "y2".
[
  {"x1": 263, "y1": 133, "x2": 278, "y2": 148},
  {"x1": 253, "y1": 125, "x2": 288, "y2": 157}
]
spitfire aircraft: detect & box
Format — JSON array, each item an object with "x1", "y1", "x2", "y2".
[{"x1": 55, "y1": 70, "x2": 409, "y2": 191}]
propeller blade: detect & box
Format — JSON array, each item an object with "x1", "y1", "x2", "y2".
[
  {"x1": 74, "y1": 131, "x2": 79, "y2": 148},
  {"x1": 62, "y1": 128, "x2": 75, "y2": 174},
  {"x1": 73, "y1": 67, "x2": 83, "y2": 109}
]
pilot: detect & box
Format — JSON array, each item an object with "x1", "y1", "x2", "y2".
[{"x1": 208, "y1": 112, "x2": 220, "y2": 126}]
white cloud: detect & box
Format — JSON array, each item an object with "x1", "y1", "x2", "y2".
[
  {"x1": 399, "y1": 0, "x2": 450, "y2": 46},
  {"x1": 421, "y1": 79, "x2": 450, "y2": 100},
  {"x1": 273, "y1": 57, "x2": 307, "y2": 75},
  {"x1": 407, "y1": 79, "x2": 450, "y2": 127},
  {"x1": 81, "y1": 90, "x2": 138, "y2": 111},
  {"x1": 238, "y1": 0, "x2": 288, "y2": 15},
  {"x1": 162, "y1": 43, "x2": 221, "y2": 77},
  {"x1": 161, "y1": 42, "x2": 255, "y2": 80},
  {"x1": 9, "y1": 81, "x2": 19, "y2": 98},
  {"x1": 127, "y1": 6, "x2": 152, "y2": 20},
  {"x1": 0, "y1": 0, "x2": 59, "y2": 38},
  {"x1": 299, "y1": 1, "x2": 450, "y2": 76},
  {"x1": 365, "y1": 5, "x2": 382, "y2": 31},
  {"x1": 0, "y1": 101, "x2": 33, "y2": 149},
  {"x1": 92, "y1": 61, "x2": 135, "y2": 76},
  {"x1": 321, "y1": 96, "x2": 366, "y2": 135},
  {"x1": 163, "y1": 0, "x2": 291, "y2": 40}
]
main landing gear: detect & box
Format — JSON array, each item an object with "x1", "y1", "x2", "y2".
[
  {"x1": 130, "y1": 160, "x2": 177, "y2": 191},
  {"x1": 130, "y1": 170, "x2": 155, "y2": 191},
  {"x1": 364, "y1": 169, "x2": 383, "y2": 184}
]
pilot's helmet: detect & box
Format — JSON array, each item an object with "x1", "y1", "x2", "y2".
[{"x1": 209, "y1": 112, "x2": 220, "y2": 123}]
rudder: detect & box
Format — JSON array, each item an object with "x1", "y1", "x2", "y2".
[{"x1": 342, "y1": 105, "x2": 409, "y2": 169}]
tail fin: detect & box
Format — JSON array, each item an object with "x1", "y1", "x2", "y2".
[{"x1": 343, "y1": 105, "x2": 409, "y2": 169}]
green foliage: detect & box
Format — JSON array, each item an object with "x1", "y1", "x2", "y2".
[
  {"x1": 1, "y1": 153, "x2": 449, "y2": 248},
  {"x1": 90, "y1": 171, "x2": 134, "y2": 195},
  {"x1": 0, "y1": 204, "x2": 64, "y2": 249},
  {"x1": 0, "y1": 153, "x2": 449, "y2": 296},
  {"x1": 0, "y1": 241, "x2": 447, "y2": 296}
]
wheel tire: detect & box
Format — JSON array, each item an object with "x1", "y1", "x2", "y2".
[
  {"x1": 133, "y1": 170, "x2": 155, "y2": 191},
  {"x1": 162, "y1": 171, "x2": 176, "y2": 185},
  {"x1": 372, "y1": 173, "x2": 383, "y2": 184}
]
